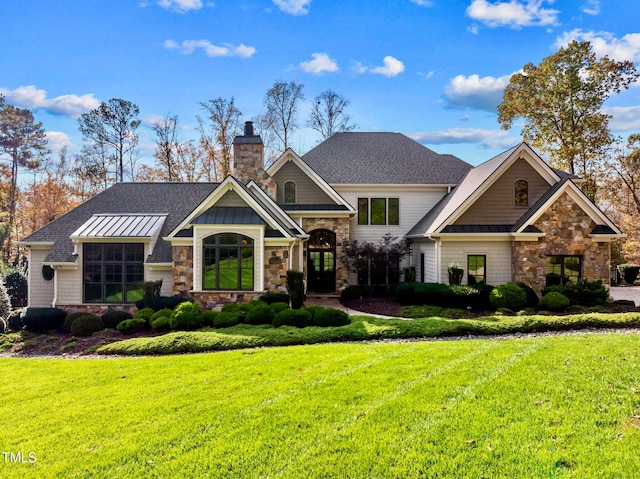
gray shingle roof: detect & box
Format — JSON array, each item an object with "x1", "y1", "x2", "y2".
[
  {"x1": 22, "y1": 182, "x2": 220, "y2": 263},
  {"x1": 302, "y1": 132, "x2": 471, "y2": 185}
]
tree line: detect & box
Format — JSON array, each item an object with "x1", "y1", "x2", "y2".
[{"x1": 2, "y1": 41, "x2": 640, "y2": 266}]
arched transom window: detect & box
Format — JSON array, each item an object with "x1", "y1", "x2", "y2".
[
  {"x1": 515, "y1": 179, "x2": 529, "y2": 206},
  {"x1": 203, "y1": 233, "x2": 254, "y2": 290}
]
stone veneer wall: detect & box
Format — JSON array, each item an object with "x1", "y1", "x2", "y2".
[
  {"x1": 264, "y1": 246, "x2": 289, "y2": 292},
  {"x1": 172, "y1": 245, "x2": 194, "y2": 295},
  {"x1": 512, "y1": 192, "x2": 610, "y2": 294},
  {"x1": 302, "y1": 217, "x2": 350, "y2": 293}
]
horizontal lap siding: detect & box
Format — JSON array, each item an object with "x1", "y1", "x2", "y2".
[
  {"x1": 272, "y1": 161, "x2": 336, "y2": 204},
  {"x1": 439, "y1": 240, "x2": 512, "y2": 286},
  {"x1": 27, "y1": 248, "x2": 55, "y2": 307},
  {"x1": 411, "y1": 240, "x2": 437, "y2": 283}
]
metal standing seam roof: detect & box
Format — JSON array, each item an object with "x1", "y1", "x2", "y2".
[
  {"x1": 193, "y1": 206, "x2": 266, "y2": 225},
  {"x1": 72, "y1": 214, "x2": 167, "y2": 238}
]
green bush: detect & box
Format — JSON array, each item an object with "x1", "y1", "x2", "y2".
[
  {"x1": 618, "y1": 264, "x2": 640, "y2": 284},
  {"x1": 287, "y1": 270, "x2": 305, "y2": 309},
  {"x1": 151, "y1": 315, "x2": 172, "y2": 332},
  {"x1": 489, "y1": 283, "x2": 527, "y2": 311},
  {"x1": 312, "y1": 308, "x2": 350, "y2": 327},
  {"x1": 415, "y1": 283, "x2": 451, "y2": 307},
  {"x1": 447, "y1": 264, "x2": 464, "y2": 286},
  {"x1": 539, "y1": 292, "x2": 570, "y2": 311},
  {"x1": 157, "y1": 295, "x2": 192, "y2": 311},
  {"x1": 471, "y1": 283, "x2": 496, "y2": 311},
  {"x1": 245, "y1": 304, "x2": 275, "y2": 325},
  {"x1": 70, "y1": 314, "x2": 105, "y2": 337},
  {"x1": 7, "y1": 309, "x2": 23, "y2": 332},
  {"x1": 117, "y1": 318, "x2": 147, "y2": 335},
  {"x1": 201, "y1": 310, "x2": 218, "y2": 327},
  {"x1": 340, "y1": 286, "x2": 362, "y2": 301},
  {"x1": 259, "y1": 293, "x2": 290, "y2": 305},
  {"x1": 543, "y1": 279, "x2": 608, "y2": 307},
  {"x1": 4, "y1": 271, "x2": 28, "y2": 308},
  {"x1": 170, "y1": 302, "x2": 204, "y2": 331},
  {"x1": 221, "y1": 303, "x2": 239, "y2": 313},
  {"x1": 270, "y1": 302, "x2": 290, "y2": 314},
  {"x1": 0, "y1": 280, "x2": 11, "y2": 321},
  {"x1": 134, "y1": 308, "x2": 155, "y2": 325},
  {"x1": 449, "y1": 285, "x2": 481, "y2": 309},
  {"x1": 101, "y1": 310, "x2": 133, "y2": 330},
  {"x1": 63, "y1": 312, "x2": 86, "y2": 333},
  {"x1": 395, "y1": 282, "x2": 418, "y2": 304},
  {"x1": 273, "y1": 309, "x2": 312, "y2": 328},
  {"x1": 213, "y1": 312, "x2": 241, "y2": 328},
  {"x1": 22, "y1": 307, "x2": 67, "y2": 332},
  {"x1": 516, "y1": 282, "x2": 539, "y2": 308}
]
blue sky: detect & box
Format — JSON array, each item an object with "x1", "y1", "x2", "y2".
[{"x1": 2, "y1": 0, "x2": 639, "y2": 168}]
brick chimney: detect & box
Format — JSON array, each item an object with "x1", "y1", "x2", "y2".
[{"x1": 233, "y1": 121, "x2": 276, "y2": 199}]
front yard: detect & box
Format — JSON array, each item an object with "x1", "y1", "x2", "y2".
[{"x1": 2, "y1": 334, "x2": 640, "y2": 478}]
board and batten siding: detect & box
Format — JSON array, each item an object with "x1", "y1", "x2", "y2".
[
  {"x1": 439, "y1": 240, "x2": 512, "y2": 286},
  {"x1": 271, "y1": 160, "x2": 336, "y2": 205},
  {"x1": 334, "y1": 186, "x2": 449, "y2": 244},
  {"x1": 455, "y1": 158, "x2": 551, "y2": 225},
  {"x1": 27, "y1": 247, "x2": 55, "y2": 307}
]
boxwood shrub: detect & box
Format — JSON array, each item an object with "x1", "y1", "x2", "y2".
[
  {"x1": 117, "y1": 318, "x2": 147, "y2": 335},
  {"x1": 63, "y1": 312, "x2": 86, "y2": 333},
  {"x1": 312, "y1": 307, "x2": 350, "y2": 327},
  {"x1": 213, "y1": 311, "x2": 241, "y2": 328},
  {"x1": 539, "y1": 291, "x2": 570, "y2": 311},
  {"x1": 516, "y1": 282, "x2": 539, "y2": 308},
  {"x1": 101, "y1": 310, "x2": 133, "y2": 330},
  {"x1": 270, "y1": 302, "x2": 290, "y2": 314},
  {"x1": 340, "y1": 286, "x2": 362, "y2": 302},
  {"x1": 245, "y1": 304, "x2": 275, "y2": 325},
  {"x1": 134, "y1": 308, "x2": 155, "y2": 325},
  {"x1": 259, "y1": 293, "x2": 290, "y2": 305},
  {"x1": 201, "y1": 310, "x2": 218, "y2": 327},
  {"x1": 70, "y1": 314, "x2": 105, "y2": 337},
  {"x1": 22, "y1": 307, "x2": 67, "y2": 332},
  {"x1": 150, "y1": 315, "x2": 172, "y2": 332},
  {"x1": 618, "y1": 264, "x2": 640, "y2": 284},
  {"x1": 543, "y1": 279, "x2": 608, "y2": 306},
  {"x1": 273, "y1": 309, "x2": 312, "y2": 328},
  {"x1": 489, "y1": 283, "x2": 527, "y2": 311},
  {"x1": 170, "y1": 302, "x2": 204, "y2": 331}
]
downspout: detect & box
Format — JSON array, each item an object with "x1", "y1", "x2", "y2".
[
  {"x1": 52, "y1": 266, "x2": 58, "y2": 308},
  {"x1": 435, "y1": 239, "x2": 442, "y2": 283}
]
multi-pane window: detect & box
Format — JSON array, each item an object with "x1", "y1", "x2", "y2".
[
  {"x1": 515, "y1": 179, "x2": 529, "y2": 206},
  {"x1": 83, "y1": 243, "x2": 145, "y2": 303},
  {"x1": 203, "y1": 233, "x2": 254, "y2": 290},
  {"x1": 546, "y1": 255, "x2": 581, "y2": 286},
  {"x1": 468, "y1": 255, "x2": 486, "y2": 285},
  {"x1": 284, "y1": 181, "x2": 296, "y2": 203},
  {"x1": 357, "y1": 198, "x2": 399, "y2": 225}
]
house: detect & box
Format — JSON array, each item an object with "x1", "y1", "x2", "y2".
[{"x1": 20, "y1": 122, "x2": 622, "y2": 313}]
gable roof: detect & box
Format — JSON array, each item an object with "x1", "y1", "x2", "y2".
[
  {"x1": 21, "y1": 183, "x2": 219, "y2": 263},
  {"x1": 302, "y1": 132, "x2": 471, "y2": 185}
]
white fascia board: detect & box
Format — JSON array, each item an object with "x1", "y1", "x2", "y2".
[
  {"x1": 333, "y1": 184, "x2": 455, "y2": 191},
  {"x1": 286, "y1": 211, "x2": 354, "y2": 219},
  {"x1": 245, "y1": 181, "x2": 305, "y2": 235},
  {"x1": 429, "y1": 233, "x2": 514, "y2": 242},
  {"x1": 264, "y1": 237, "x2": 299, "y2": 246},
  {"x1": 165, "y1": 237, "x2": 192, "y2": 246},
  {"x1": 146, "y1": 262, "x2": 172, "y2": 270},
  {"x1": 589, "y1": 234, "x2": 624, "y2": 242},
  {"x1": 48, "y1": 262, "x2": 77, "y2": 270},
  {"x1": 17, "y1": 241, "x2": 54, "y2": 249}
]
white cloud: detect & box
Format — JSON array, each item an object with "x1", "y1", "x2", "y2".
[
  {"x1": 370, "y1": 56, "x2": 405, "y2": 77},
  {"x1": 580, "y1": 0, "x2": 600, "y2": 16},
  {"x1": 466, "y1": 0, "x2": 559, "y2": 29},
  {"x1": 163, "y1": 39, "x2": 256, "y2": 58},
  {"x1": 444, "y1": 73, "x2": 513, "y2": 111},
  {"x1": 157, "y1": 0, "x2": 203, "y2": 13},
  {"x1": 273, "y1": 0, "x2": 311, "y2": 15},
  {"x1": 410, "y1": 0, "x2": 433, "y2": 6},
  {"x1": 555, "y1": 29, "x2": 640, "y2": 62},
  {"x1": 299, "y1": 53, "x2": 339, "y2": 74},
  {"x1": 46, "y1": 131, "x2": 74, "y2": 152},
  {"x1": 0, "y1": 85, "x2": 100, "y2": 118},
  {"x1": 410, "y1": 128, "x2": 515, "y2": 149},
  {"x1": 605, "y1": 106, "x2": 640, "y2": 132},
  {"x1": 350, "y1": 61, "x2": 368, "y2": 75}
]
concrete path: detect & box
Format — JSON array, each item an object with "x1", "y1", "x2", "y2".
[
  {"x1": 304, "y1": 297, "x2": 395, "y2": 319},
  {"x1": 610, "y1": 286, "x2": 640, "y2": 306}
]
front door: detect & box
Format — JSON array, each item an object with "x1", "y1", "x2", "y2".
[{"x1": 307, "y1": 229, "x2": 336, "y2": 293}]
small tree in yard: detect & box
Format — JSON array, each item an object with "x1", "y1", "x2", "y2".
[
  {"x1": 286, "y1": 270, "x2": 305, "y2": 309},
  {"x1": 344, "y1": 234, "x2": 410, "y2": 289}
]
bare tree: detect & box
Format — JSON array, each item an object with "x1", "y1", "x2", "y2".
[
  {"x1": 308, "y1": 90, "x2": 356, "y2": 140},
  {"x1": 198, "y1": 97, "x2": 242, "y2": 179},
  {"x1": 152, "y1": 114, "x2": 179, "y2": 181},
  {"x1": 262, "y1": 80, "x2": 305, "y2": 151},
  {"x1": 78, "y1": 98, "x2": 141, "y2": 183}
]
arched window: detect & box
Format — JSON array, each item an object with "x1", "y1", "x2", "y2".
[
  {"x1": 284, "y1": 181, "x2": 296, "y2": 203},
  {"x1": 203, "y1": 233, "x2": 254, "y2": 290},
  {"x1": 515, "y1": 179, "x2": 529, "y2": 206}
]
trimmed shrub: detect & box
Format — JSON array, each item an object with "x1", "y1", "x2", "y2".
[
  {"x1": 539, "y1": 291, "x2": 570, "y2": 311},
  {"x1": 213, "y1": 312, "x2": 241, "y2": 328},
  {"x1": 221, "y1": 303, "x2": 239, "y2": 313},
  {"x1": 134, "y1": 308, "x2": 155, "y2": 324},
  {"x1": 270, "y1": 302, "x2": 290, "y2": 314},
  {"x1": 414, "y1": 283, "x2": 451, "y2": 307},
  {"x1": 259, "y1": 293, "x2": 290, "y2": 305},
  {"x1": 0, "y1": 280, "x2": 11, "y2": 321},
  {"x1": 516, "y1": 282, "x2": 539, "y2": 308},
  {"x1": 117, "y1": 318, "x2": 147, "y2": 335},
  {"x1": 151, "y1": 315, "x2": 172, "y2": 332},
  {"x1": 70, "y1": 314, "x2": 105, "y2": 337},
  {"x1": 101, "y1": 310, "x2": 133, "y2": 330},
  {"x1": 170, "y1": 302, "x2": 204, "y2": 331},
  {"x1": 7, "y1": 309, "x2": 24, "y2": 331},
  {"x1": 489, "y1": 283, "x2": 527, "y2": 311},
  {"x1": 286, "y1": 270, "x2": 305, "y2": 309},
  {"x1": 157, "y1": 295, "x2": 192, "y2": 311},
  {"x1": 471, "y1": 283, "x2": 496, "y2": 311},
  {"x1": 312, "y1": 308, "x2": 350, "y2": 327},
  {"x1": 273, "y1": 309, "x2": 312, "y2": 328},
  {"x1": 4, "y1": 272, "x2": 28, "y2": 308},
  {"x1": 395, "y1": 282, "x2": 419, "y2": 305},
  {"x1": 22, "y1": 307, "x2": 67, "y2": 332},
  {"x1": 340, "y1": 286, "x2": 362, "y2": 302},
  {"x1": 63, "y1": 312, "x2": 86, "y2": 333},
  {"x1": 142, "y1": 280, "x2": 162, "y2": 310},
  {"x1": 201, "y1": 310, "x2": 218, "y2": 327},
  {"x1": 449, "y1": 285, "x2": 481, "y2": 309},
  {"x1": 543, "y1": 279, "x2": 608, "y2": 307},
  {"x1": 618, "y1": 264, "x2": 640, "y2": 284},
  {"x1": 447, "y1": 264, "x2": 464, "y2": 286},
  {"x1": 245, "y1": 304, "x2": 275, "y2": 325},
  {"x1": 304, "y1": 305, "x2": 325, "y2": 322}
]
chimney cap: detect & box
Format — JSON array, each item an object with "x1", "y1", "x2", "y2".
[{"x1": 244, "y1": 121, "x2": 254, "y2": 136}]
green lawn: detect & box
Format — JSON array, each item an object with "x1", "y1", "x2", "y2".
[{"x1": 2, "y1": 333, "x2": 640, "y2": 478}]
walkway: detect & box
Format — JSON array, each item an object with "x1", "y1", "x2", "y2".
[{"x1": 609, "y1": 286, "x2": 640, "y2": 306}]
